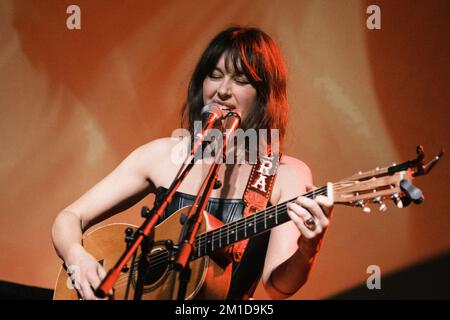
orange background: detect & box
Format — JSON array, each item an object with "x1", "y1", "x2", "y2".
[{"x1": 0, "y1": 0, "x2": 449, "y2": 299}]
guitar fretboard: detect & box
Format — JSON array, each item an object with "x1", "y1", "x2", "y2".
[{"x1": 191, "y1": 186, "x2": 328, "y2": 260}]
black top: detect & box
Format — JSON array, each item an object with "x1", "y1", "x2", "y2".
[{"x1": 154, "y1": 186, "x2": 270, "y2": 299}]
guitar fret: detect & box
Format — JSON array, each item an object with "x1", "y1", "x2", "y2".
[
  {"x1": 57, "y1": 161, "x2": 438, "y2": 298},
  {"x1": 244, "y1": 218, "x2": 247, "y2": 238},
  {"x1": 191, "y1": 177, "x2": 422, "y2": 260},
  {"x1": 193, "y1": 195, "x2": 302, "y2": 259},
  {"x1": 275, "y1": 205, "x2": 278, "y2": 224},
  {"x1": 264, "y1": 210, "x2": 267, "y2": 229}
]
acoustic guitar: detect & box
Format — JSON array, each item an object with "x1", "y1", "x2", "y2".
[{"x1": 53, "y1": 146, "x2": 443, "y2": 299}]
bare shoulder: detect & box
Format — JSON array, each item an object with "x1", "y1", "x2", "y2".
[
  {"x1": 273, "y1": 155, "x2": 313, "y2": 202},
  {"x1": 136, "y1": 136, "x2": 189, "y2": 186},
  {"x1": 134, "y1": 136, "x2": 186, "y2": 161},
  {"x1": 112, "y1": 136, "x2": 185, "y2": 184},
  {"x1": 278, "y1": 155, "x2": 312, "y2": 184},
  {"x1": 139, "y1": 136, "x2": 182, "y2": 153}
]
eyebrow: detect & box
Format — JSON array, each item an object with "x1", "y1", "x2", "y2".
[{"x1": 212, "y1": 66, "x2": 246, "y2": 76}]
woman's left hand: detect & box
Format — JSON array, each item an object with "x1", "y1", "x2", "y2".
[{"x1": 286, "y1": 183, "x2": 334, "y2": 256}]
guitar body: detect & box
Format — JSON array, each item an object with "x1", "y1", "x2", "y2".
[{"x1": 53, "y1": 206, "x2": 232, "y2": 300}]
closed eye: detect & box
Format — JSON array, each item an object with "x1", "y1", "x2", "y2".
[
  {"x1": 234, "y1": 76, "x2": 250, "y2": 85},
  {"x1": 208, "y1": 74, "x2": 222, "y2": 80},
  {"x1": 208, "y1": 69, "x2": 223, "y2": 80}
]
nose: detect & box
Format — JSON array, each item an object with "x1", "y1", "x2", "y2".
[{"x1": 217, "y1": 78, "x2": 232, "y2": 100}]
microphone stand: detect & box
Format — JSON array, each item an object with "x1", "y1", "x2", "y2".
[
  {"x1": 174, "y1": 111, "x2": 241, "y2": 300},
  {"x1": 95, "y1": 109, "x2": 222, "y2": 299}
]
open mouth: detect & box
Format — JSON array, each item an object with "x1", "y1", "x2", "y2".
[{"x1": 212, "y1": 101, "x2": 235, "y2": 111}]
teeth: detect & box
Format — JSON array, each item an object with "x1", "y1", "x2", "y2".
[{"x1": 213, "y1": 102, "x2": 233, "y2": 110}]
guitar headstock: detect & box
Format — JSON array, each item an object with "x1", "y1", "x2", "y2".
[{"x1": 333, "y1": 146, "x2": 444, "y2": 213}]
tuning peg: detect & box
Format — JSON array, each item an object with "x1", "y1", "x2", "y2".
[
  {"x1": 400, "y1": 180, "x2": 424, "y2": 204},
  {"x1": 391, "y1": 193, "x2": 403, "y2": 208},
  {"x1": 141, "y1": 206, "x2": 152, "y2": 218},
  {"x1": 373, "y1": 196, "x2": 387, "y2": 212},
  {"x1": 400, "y1": 195, "x2": 412, "y2": 207},
  {"x1": 355, "y1": 200, "x2": 371, "y2": 213}
]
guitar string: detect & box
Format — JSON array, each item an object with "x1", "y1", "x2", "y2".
[
  {"x1": 90, "y1": 178, "x2": 385, "y2": 292},
  {"x1": 195, "y1": 203, "x2": 290, "y2": 248},
  {"x1": 113, "y1": 180, "x2": 391, "y2": 291},
  {"x1": 114, "y1": 202, "x2": 281, "y2": 288},
  {"x1": 113, "y1": 253, "x2": 171, "y2": 288},
  {"x1": 195, "y1": 186, "x2": 328, "y2": 248},
  {"x1": 112, "y1": 203, "x2": 304, "y2": 289},
  {"x1": 111, "y1": 188, "x2": 330, "y2": 289},
  {"x1": 112, "y1": 187, "x2": 328, "y2": 279}
]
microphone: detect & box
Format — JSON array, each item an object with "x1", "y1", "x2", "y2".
[
  {"x1": 222, "y1": 110, "x2": 241, "y2": 133},
  {"x1": 217, "y1": 111, "x2": 241, "y2": 164},
  {"x1": 200, "y1": 103, "x2": 223, "y2": 122},
  {"x1": 190, "y1": 103, "x2": 223, "y2": 157}
]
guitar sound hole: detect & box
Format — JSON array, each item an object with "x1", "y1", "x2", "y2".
[
  {"x1": 131, "y1": 246, "x2": 170, "y2": 290},
  {"x1": 143, "y1": 248, "x2": 170, "y2": 286}
]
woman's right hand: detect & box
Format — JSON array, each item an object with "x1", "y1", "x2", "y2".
[{"x1": 65, "y1": 245, "x2": 109, "y2": 300}]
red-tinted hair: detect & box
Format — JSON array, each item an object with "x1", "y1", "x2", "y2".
[{"x1": 182, "y1": 26, "x2": 288, "y2": 148}]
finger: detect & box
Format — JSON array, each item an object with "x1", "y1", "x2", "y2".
[
  {"x1": 315, "y1": 194, "x2": 333, "y2": 208},
  {"x1": 305, "y1": 183, "x2": 317, "y2": 192},
  {"x1": 286, "y1": 208, "x2": 315, "y2": 239},
  {"x1": 315, "y1": 195, "x2": 334, "y2": 217},
  {"x1": 72, "y1": 279, "x2": 84, "y2": 299},
  {"x1": 80, "y1": 280, "x2": 96, "y2": 300},
  {"x1": 97, "y1": 264, "x2": 107, "y2": 279},
  {"x1": 289, "y1": 201, "x2": 324, "y2": 234},
  {"x1": 97, "y1": 264, "x2": 113, "y2": 296},
  {"x1": 87, "y1": 269, "x2": 110, "y2": 300},
  {"x1": 295, "y1": 197, "x2": 329, "y2": 228},
  {"x1": 68, "y1": 272, "x2": 84, "y2": 299},
  {"x1": 305, "y1": 183, "x2": 334, "y2": 212},
  {"x1": 288, "y1": 202, "x2": 318, "y2": 224},
  {"x1": 87, "y1": 270, "x2": 102, "y2": 294},
  {"x1": 287, "y1": 203, "x2": 321, "y2": 237}
]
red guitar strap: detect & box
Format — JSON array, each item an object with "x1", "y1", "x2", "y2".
[{"x1": 226, "y1": 150, "x2": 281, "y2": 263}]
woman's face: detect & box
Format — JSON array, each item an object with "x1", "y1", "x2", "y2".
[{"x1": 202, "y1": 53, "x2": 257, "y2": 122}]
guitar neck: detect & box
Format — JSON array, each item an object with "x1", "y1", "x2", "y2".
[{"x1": 191, "y1": 185, "x2": 329, "y2": 260}]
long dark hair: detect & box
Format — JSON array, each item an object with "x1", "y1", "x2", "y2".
[{"x1": 181, "y1": 26, "x2": 288, "y2": 148}]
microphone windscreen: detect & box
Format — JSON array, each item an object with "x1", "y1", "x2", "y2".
[{"x1": 200, "y1": 103, "x2": 223, "y2": 119}]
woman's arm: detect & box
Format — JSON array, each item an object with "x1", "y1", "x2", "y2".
[
  {"x1": 51, "y1": 139, "x2": 167, "y2": 299},
  {"x1": 262, "y1": 157, "x2": 333, "y2": 299}
]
